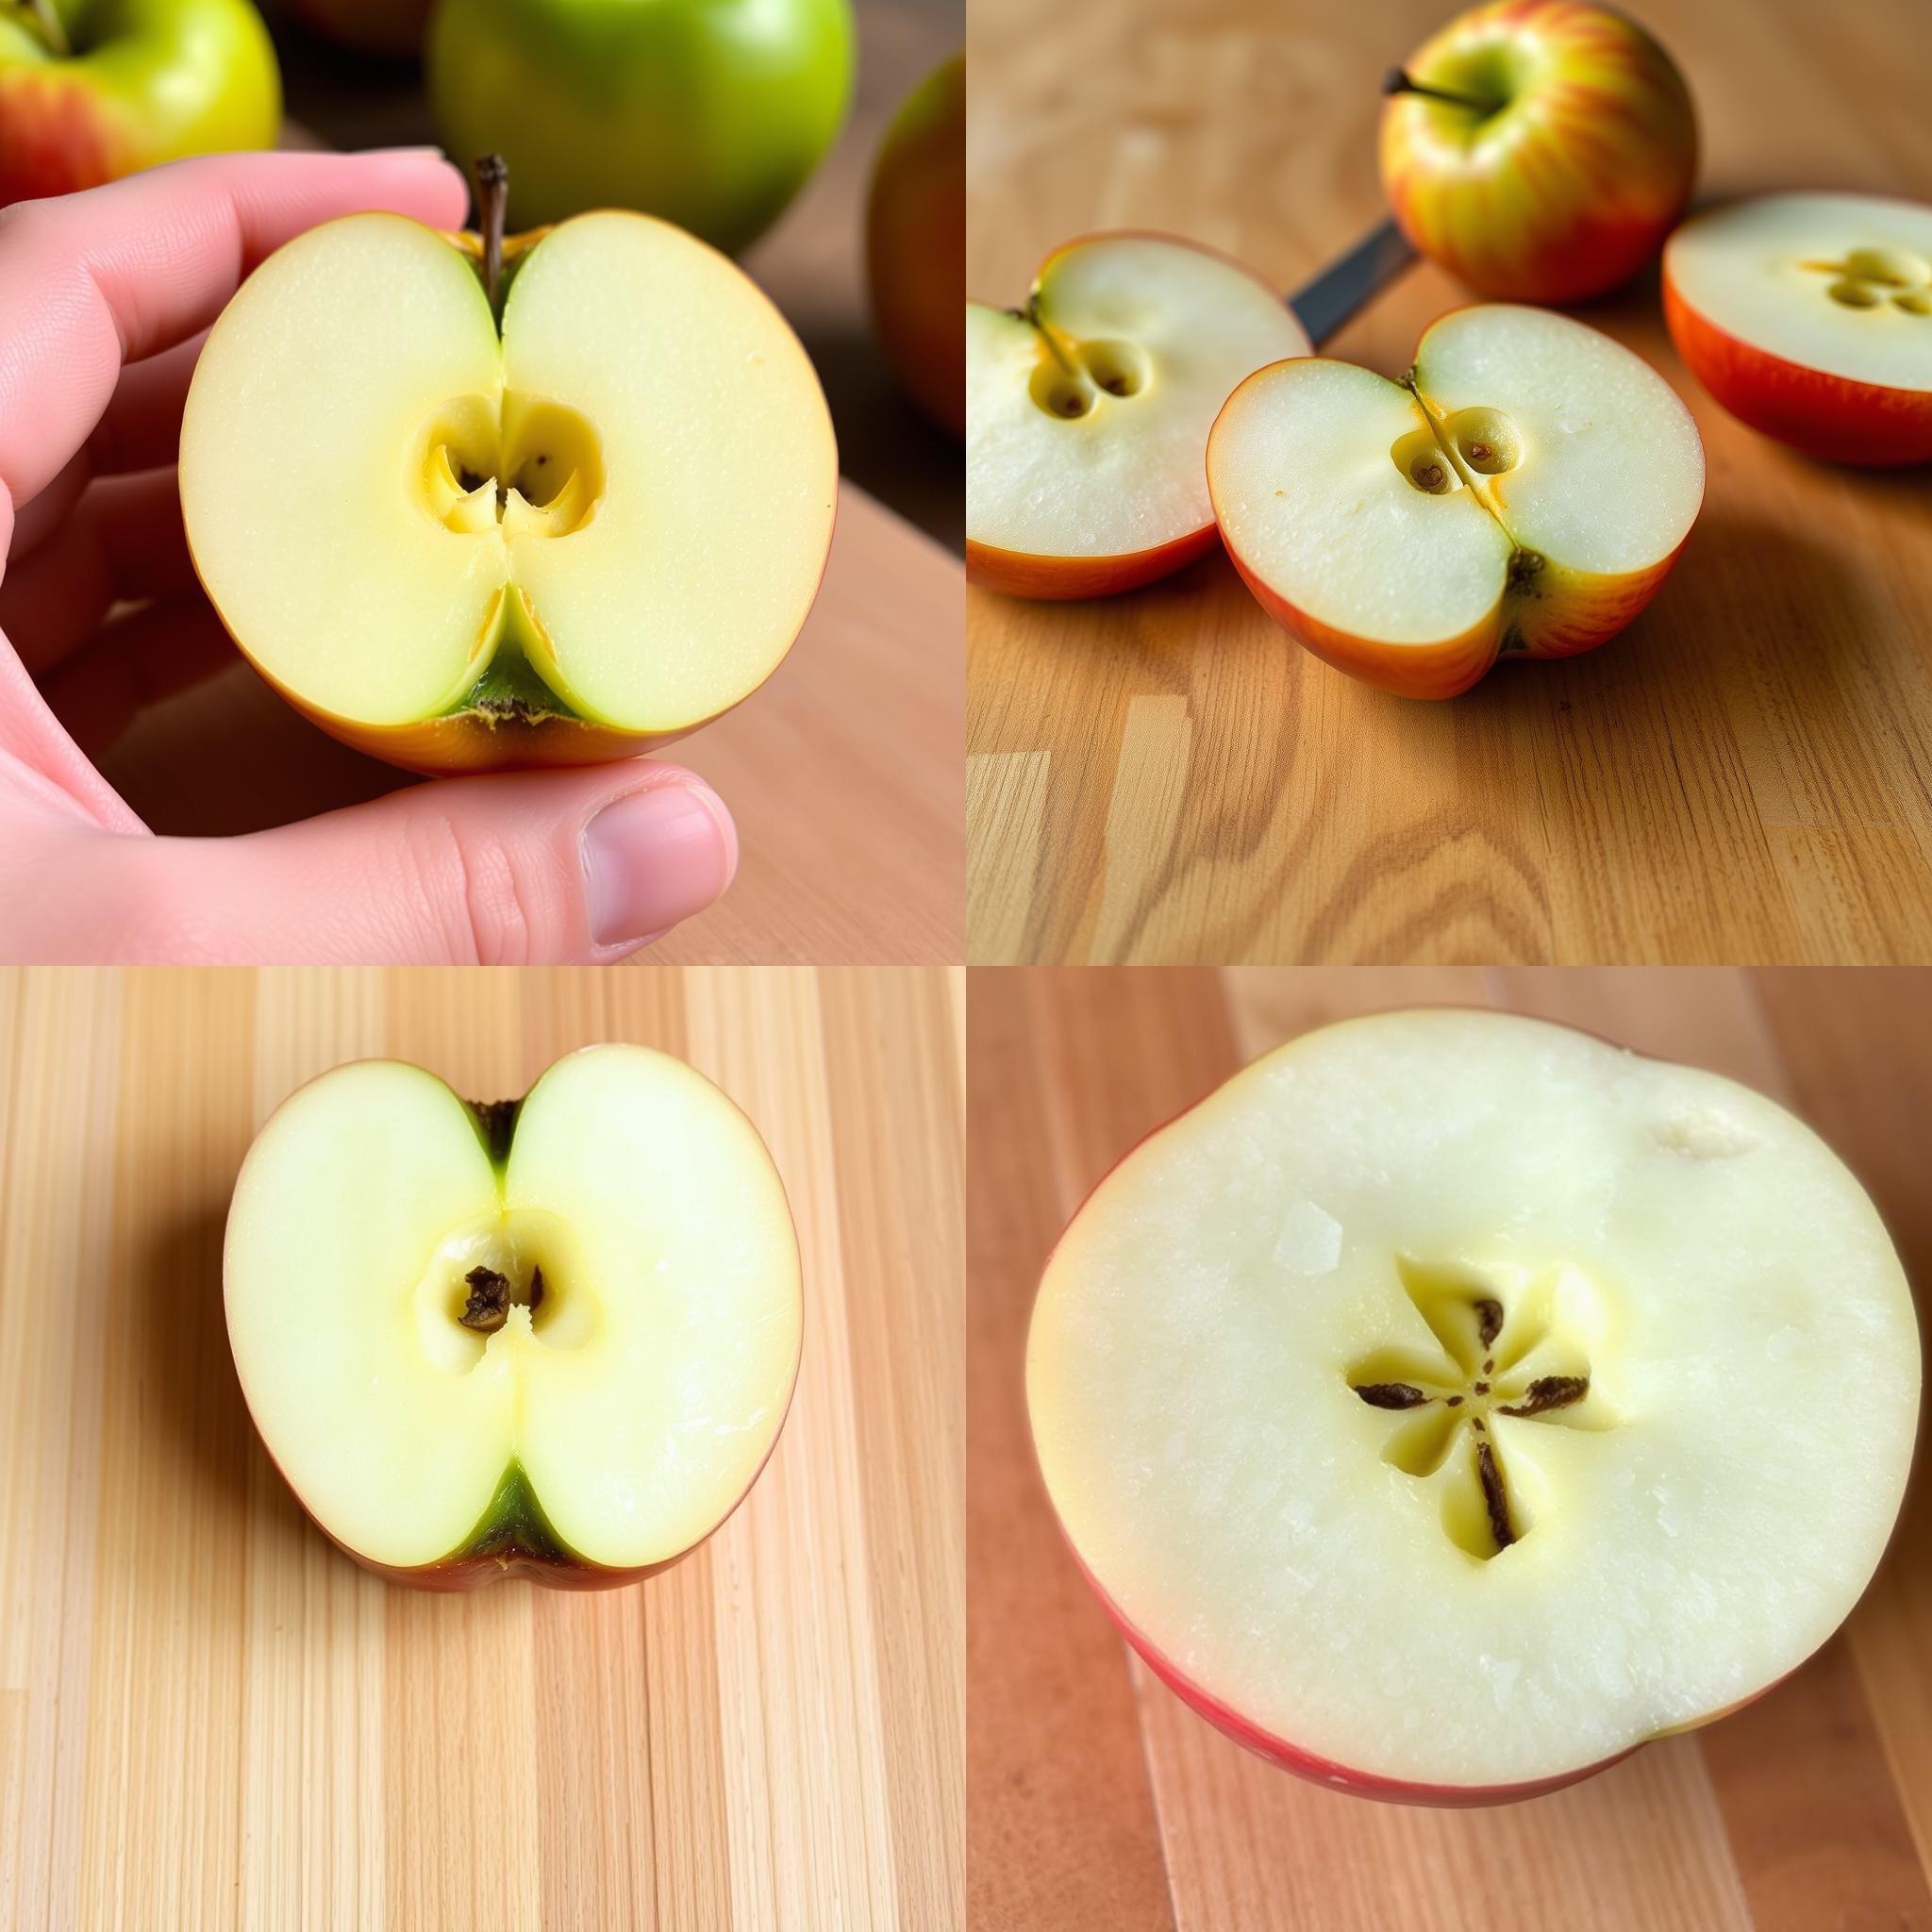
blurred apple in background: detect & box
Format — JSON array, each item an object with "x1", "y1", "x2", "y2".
[
  {"x1": 866, "y1": 50, "x2": 962, "y2": 438},
  {"x1": 280, "y1": 0, "x2": 432, "y2": 59},
  {"x1": 1379, "y1": 0, "x2": 1696, "y2": 303},
  {"x1": 426, "y1": 0, "x2": 855, "y2": 252},
  {"x1": 0, "y1": 0, "x2": 280, "y2": 204}
]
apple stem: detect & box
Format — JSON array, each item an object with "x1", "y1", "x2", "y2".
[
  {"x1": 1382, "y1": 67, "x2": 1492, "y2": 113},
  {"x1": 1022, "y1": 292, "x2": 1084, "y2": 381},
  {"x1": 18, "y1": 0, "x2": 71, "y2": 58},
  {"x1": 475, "y1": 153, "x2": 508, "y2": 314}
]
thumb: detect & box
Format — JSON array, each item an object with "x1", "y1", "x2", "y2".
[{"x1": 35, "y1": 763, "x2": 738, "y2": 963}]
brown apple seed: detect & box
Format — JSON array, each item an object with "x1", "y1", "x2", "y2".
[
  {"x1": 1355, "y1": 1382, "x2": 1431, "y2": 1409},
  {"x1": 460, "y1": 1265, "x2": 512, "y2": 1333}
]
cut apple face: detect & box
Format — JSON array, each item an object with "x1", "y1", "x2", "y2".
[
  {"x1": 1028, "y1": 1008, "x2": 1919, "y2": 1801},
  {"x1": 180, "y1": 209, "x2": 837, "y2": 773},
  {"x1": 966, "y1": 235, "x2": 1311, "y2": 599},
  {"x1": 1663, "y1": 192, "x2": 1932, "y2": 465},
  {"x1": 225, "y1": 1047, "x2": 801, "y2": 1588},
  {"x1": 1207, "y1": 305, "x2": 1704, "y2": 697}
]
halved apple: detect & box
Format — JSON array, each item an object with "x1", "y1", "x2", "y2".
[
  {"x1": 1027, "y1": 1008, "x2": 1920, "y2": 1803},
  {"x1": 966, "y1": 234, "x2": 1311, "y2": 598},
  {"x1": 1206, "y1": 305, "x2": 1704, "y2": 697},
  {"x1": 225, "y1": 1046, "x2": 801, "y2": 1589},
  {"x1": 180, "y1": 200, "x2": 837, "y2": 774},
  {"x1": 1663, "y1": 192, "x2": 1932, "y2": 465}
]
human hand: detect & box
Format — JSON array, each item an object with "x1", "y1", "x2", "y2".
[{"x1": 0, "y1": 151, "x2": 739, "y2": 962}]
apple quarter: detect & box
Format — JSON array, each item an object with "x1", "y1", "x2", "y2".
[
  {"x1": 225, "y1": 1045, "x2": 802, "y2": 1587},
  {"x1": 1027, "y1": 1008, "x2": 1920, "y2": 1800}
]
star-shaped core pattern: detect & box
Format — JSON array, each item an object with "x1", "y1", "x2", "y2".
[{"x1": 1347, "y1": 1258, "x2": 1599, "y2": 1559}]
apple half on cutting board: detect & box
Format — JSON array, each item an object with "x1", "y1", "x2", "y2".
[
  {"x1": 180, "y1": 199, "x2": 837, "y2": 774},
  {"x1": 966, "y1": 234, "x2": 1311, "y2": 598},
  {"x1": 1207, "y1": 305, "x2": 1704, "y2": 697},
  {"x1": 225, "y1": 1046, "x2": 801, "y2": 1589},
  {"x1": 1027, "y1": 1008, "x2": 1920, "y2": 1802},
  {"x1": 1663, "y1": 191, "x2": 1932, "y2": 465}
]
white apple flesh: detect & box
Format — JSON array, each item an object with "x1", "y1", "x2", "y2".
[
  {"x1": 1028, "y1": 1008, "x2": 1919, "y2": 1800},
  {"x1": 966, "y1": 234, "x2": 1311, "y2": 598},
  {"x1": 225, "y1": 1046, "x2": 801, "y2": 1588},
  {"x1": 1207, "y1": 306, "x2": 1704, "y2": 697},
  {"x1": 180, "y1": 208, "x2": 837, "y2": 773}
]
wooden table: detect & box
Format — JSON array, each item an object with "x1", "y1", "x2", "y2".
[
  {"x1": 968, "y1": 966, "x2": 1932, "y2": 1930},
  {"x1": 965, "y1": 0, "x2": 1932, "y2": 963},
  {"x1": 0, "y1": 964, "x2": 964, "y2": 1930}
]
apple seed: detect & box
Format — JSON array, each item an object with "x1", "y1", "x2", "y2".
[
  {"x1": 1356, "y1": 1381, "x2": 1431, "y2": 1409},
  {"x1": 1475, "y1": 1441, "x2": 1514, "y2": 1549},
  {"x1": 459, "y1": 1265, "x2": 513, "y2": 1333},
  {"x1": 1499, "y1": 1374, "x2": 1589, "y2": 1417}
]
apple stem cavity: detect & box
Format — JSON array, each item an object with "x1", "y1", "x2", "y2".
[
  {"x1": 17, "y1": 0, "x2": 70, "y2": 57},
  {"x1": 475, "y1": 153, "x2": 509, "y2": 316},
  {"x1": 1382, "y1": 66, "x2": 1494, "y2": 114}
]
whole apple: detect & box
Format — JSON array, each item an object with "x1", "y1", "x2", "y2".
[
  {"x1": 1379, "y1": 0, "x2": 1696, "y2": 303},
  {"x1": 867, "y1": 51, "x2": 963, "y2": 438},
  {"x1": 426, "y1": 0, "x2": 855, "y2": 251},
  {"x1": 280, "y1": 0, "x2": 433, "y2": 59},
  {"x1": 0, "y1": 0, "x2": 280, "y2": 206}
]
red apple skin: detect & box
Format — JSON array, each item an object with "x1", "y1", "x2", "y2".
[
  {"x1": 1662, "y1": 275, "x2": 1932, "y2": 466},
  {"x1": 1379, "y1": 0, "x2": 1696, "y2": 304},
  {"x1": 967, "y1": 523, "x2": 1219, "y2": 602}
]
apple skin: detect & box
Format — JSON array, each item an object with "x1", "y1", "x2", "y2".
[
  {"x1": 1661, "y1": 275, "x2": 1932, "y2": 467},
  {"x1": 281, "y1": 0, "x2": 435, "y2": 59},
  {"x1": 1029, "y1": 1008, "x2": 1801, "y2": 1803},
  {"x1": 0, "y1": 0, "x2": 281, "y2": 206},
  {"x1": 1379, "y1": 0, "x2": 1696, "y2": 304},
  {"x1": 425, "y1": 0, "x2": 855, "y2": 252},
  {"x1": 867, "y1": 51, "x2": 964, "y2": 439}
]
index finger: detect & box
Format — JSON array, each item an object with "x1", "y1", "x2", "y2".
[{"x1": 0, "y1": 149, "x2": 469, "y2": 524}]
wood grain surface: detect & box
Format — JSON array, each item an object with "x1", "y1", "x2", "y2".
[
  {"x1": 968, "y1": 965, "x2": 1932, "y2": 1931},
  {"x1": 97, "y1": 485, "x2": 965, "y2": 965},
  {"x1": 0, "y1": 964, "x2": 964, "y2": 1930},
  {"x1": 965, "y1": 0, "x2": 1932, "y2": 964}
]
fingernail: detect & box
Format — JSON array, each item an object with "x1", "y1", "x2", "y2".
[{"x1": 582, "y1": 780, "x2": 737, "y2": 948}]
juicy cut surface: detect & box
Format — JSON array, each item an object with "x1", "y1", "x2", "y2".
[{"x1": 1027, "y1": 1009, "x2": 1918, "y2": 1788}]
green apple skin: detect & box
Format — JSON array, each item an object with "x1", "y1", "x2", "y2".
[
  {"x1": 0, "y1": 0, "x2": 281, "y2": 207},
  {"x1": 867, "y1": 51, "x2": 963, "y2": 439},
  {"x1": 282, "y1": 0, "x2": 434, "y2": 58},
  {"x1": 426, "y1": 0, "x2": 854, "y2": 252}
]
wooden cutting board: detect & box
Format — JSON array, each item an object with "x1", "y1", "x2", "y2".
[
  {"x1": 968, "y1": 966, "x2": 1932, "y2": 1931},
  {"x1": 966, "y1": 0, "x2": 1932, "y2": 964},
  {"x1": 0, "y1": 964, "x2": 964, "y2": 1930},
  {"x1": 100, "y1": 482, "x2": 965, "y2": 965}
]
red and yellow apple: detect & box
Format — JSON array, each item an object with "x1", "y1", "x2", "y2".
[
  {"x1": 1379, "y1": 0, "x2": 1697, "y2": 304},
  {"x1": 0, "y1": 0, "x2": 279, "y2": 206},
  {"x1": 225, "y1": 1046, "x2": 802, "y2": 1589},
  {"x1": 1664, "y1": 192, "x2": 1932, "y2": 467},
  {"x1": 281, "y1": 0, "x2": 433, "y2": 59},
  {"x1": 1206, "y1": 304, "x2": 1703, "y2": 697},
  {"x1": 1027, "y1": 1008, "x2": 1920, "y2": 1802},
  {"x1": 179, "y1": 173, "x2": 837, "y2": 774},
  {"x1": 867, "y1": 50, "x2": 964, "y2": 439},
  {"x1": 967, "y1": 234, "x2": 1310, "y2": 599}
]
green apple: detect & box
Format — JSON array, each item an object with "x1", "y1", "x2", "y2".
[
  {"x1": 425, "y1": 0, "x2": 855, "y2": 251},
  {"x1": 867, "y1": 51, "x2": 963, "y2": 438},
  {"x1": 281, "y1": 0, "x2": 433, "y2": 59},
  {"x1": 0, "y1": 0, "x2": 280, "y2": 205},
  {"x1": 225, "y1": 1045, "x2": 803, "y2": 1589},
  {"x1": 178, "y1": 160, "x2": 838, "y2": 774}
]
